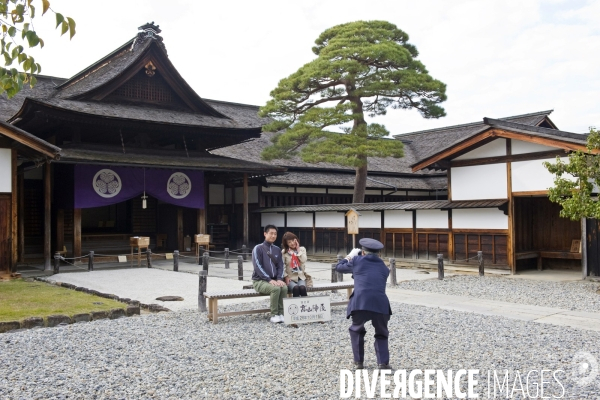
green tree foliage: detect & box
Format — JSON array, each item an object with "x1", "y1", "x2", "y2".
[
  {"x1": 544, "y1": 128, "x2": 600, "y2": 220},
  {"x1": 259, "y1": 20, "x2": 447, "y2": 203},
  {"x1": 0, "y1": 0, "x2": 75, "y2": 98}
]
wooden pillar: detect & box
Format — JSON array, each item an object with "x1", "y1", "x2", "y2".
[
  {"x1": 43, "y1": 162, "x2": 51, "y2": 271},
  {"x1": 312, "y1": 212, "x2": 316, "y2": 255},
  {"x1": 56, "y1": 209, "x2": 64, "y2": 254},
  {"x1": 10, "y1": 149, "x2": 17, "y2": 270},
  {"x1": 197, "y1": 209, "x2": 206, "y2": 234},
  {"x1": 506, "y1": 139, "x2": 516, "y2": 274},
  {"x1": 17, "y1": 171, "x2": 24, "y2": 263},
  {"x1": 73, "y1": 208, "x2": 81, "y2": 258},
  {"x1": 243, "y1": 173, "x2": 248, "y2": 246},
  {"x1": 412, "y1": 210, "x2": 417, "y2": 259},
  {"x1": 177, "y1": 208, "x2": 183, "y2": 251},
  {"x1": 448, "y1": 209, "x2": 454, "y2": 262},
  {"x1": 582, "y1": 217, "x2": 587, "y2": 279}
]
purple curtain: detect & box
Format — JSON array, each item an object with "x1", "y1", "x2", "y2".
[{"x1": 74, "y1": 165, "x2": 205, "y2": 209}]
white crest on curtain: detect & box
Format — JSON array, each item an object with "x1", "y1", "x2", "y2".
[
  {"x1": 167, "y1": 172, "x2": 192, "y2": 199},
  {"x1": 93, "y1": 169, "x2": 122, "y2": 198}
]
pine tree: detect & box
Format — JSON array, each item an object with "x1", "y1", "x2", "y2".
[{"x1": 259, "y1": 20, "x2": 447, "y2": 203}]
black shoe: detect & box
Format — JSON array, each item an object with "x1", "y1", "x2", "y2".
[
  {"x1": 354, "y1": 362, "x2": 364, "y2": 370},
  {"x1": 377, "y1": 364, "x2": 392, "y2": 370}
]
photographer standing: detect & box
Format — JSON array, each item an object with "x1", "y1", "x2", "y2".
[{"x1": 336, "y1": 238, "x2": 392, "y2": 370}]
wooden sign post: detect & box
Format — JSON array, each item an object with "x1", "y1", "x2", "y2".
[{"x1": 345, "y1": 209, "x2": 360, "y2": 248}]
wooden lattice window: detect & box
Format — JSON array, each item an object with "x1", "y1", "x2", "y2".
[{"x1": 107, "y1": 69, "x2": 186, "y2": 108}]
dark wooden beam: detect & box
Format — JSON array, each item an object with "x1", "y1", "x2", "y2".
[
  {"x1": 73, "y1": 208, "x2": 81, "y2": 258},
  {"x1": 43, "y1": 162, "x2": 51, "y2": 271},
  {"x1": 56, "y1": 209, "x2": 64, "y2": 255},
  {"x1": 17, "y1": 171, "x2": 24, "y2": 263},
  {"x1": 243, "y1": 173, "x2": 248, "y2": 247},
  {"x1": 10, "y1": 149, "x2": 17, "y2": 270}
]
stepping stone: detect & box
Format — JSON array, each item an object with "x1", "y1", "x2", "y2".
[
  {"x1": 156, "y1": 296, "x2": 184, "y2": 301},
  {"x1": 415, "y1": 271, "x2": 430, "y2": 274}
]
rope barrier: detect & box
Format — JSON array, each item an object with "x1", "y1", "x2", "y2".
[
  {"x1": 58, "y1": 257, "x2": 89, "y2": 271},
  {"x1": 451, "y1": 255, "x2": 481, "y2": 262}
]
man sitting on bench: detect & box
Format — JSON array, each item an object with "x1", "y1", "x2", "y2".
[{"x1": 252, "y1": 225, "x2": 288, "y2": 323}]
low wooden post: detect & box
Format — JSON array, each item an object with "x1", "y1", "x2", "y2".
[
  {"x1": 198, "y1": 270, "x2": 207, "y2": 312},
  {"x1": 331, "y1": 263, "x2": 338, "y2": 293},
  {"x1": 174, "y1": 250, "x2": 179, "y2": 272},
  {"x1": 477, "y1": 251, "x2": 484, "y2": 277},
  {"x1": 437, "y1": 254, "x2": 444, "y2": 280},
  {"x1": 203, "y1": 252, "x2": 209, "y2": 272},
  {"x1": 224, "y1": 248, "x2": 230, "y2": 269},
  {"x1": 88, "y1": 251, "x2": 94, "y2": 272},
  {"x1": 389, "y1": 258, "x2": 397, "y2": 286},
  {"x1": 242, "y1": 244, "x2": 248, "y2": 261},
  {"x1": 53, "y1": 252, "x2": 60, "y2": 274},
  {"x1": 237, "y1": 255, "x2": 244, "y2": 281},
  {"x1": 146, "y1": 248, "x2": 152, "y2": 268}
]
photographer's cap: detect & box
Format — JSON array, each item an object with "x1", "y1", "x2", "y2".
[{"x1": 359, "y1": 238, "x2": 384, "y2": 252}]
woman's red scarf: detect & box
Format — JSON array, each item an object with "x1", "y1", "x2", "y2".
[{"x1": 288, "y1": 249, "x2": 300, "y2": 272}]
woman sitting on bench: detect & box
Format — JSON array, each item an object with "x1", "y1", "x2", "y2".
[{"x1": 282, "y1": 232, "x2": 308, "y2": 297}]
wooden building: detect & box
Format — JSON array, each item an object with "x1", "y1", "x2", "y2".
[
  {"x1": 258, "y1": 112, "x2": 596, "y2": 276},
  {"x1": 0, "y1": 23, "x2": 285, "y2": 272}
]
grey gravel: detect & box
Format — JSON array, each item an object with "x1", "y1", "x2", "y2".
[
  {"x1": 397, "y1": 275, "x2": 600, "y2": 312},
  {"x1": 1, "y1": 293, "x2": 599, "y2": 399}
]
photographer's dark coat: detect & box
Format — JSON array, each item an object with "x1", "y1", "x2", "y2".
[{"x1": 336, "y1": 254, "x2": 392, "y2": 318}]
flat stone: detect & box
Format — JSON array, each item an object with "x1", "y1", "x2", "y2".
[
  {"x1": 72, "y1": 313, "x2": 91, "y2": 323},
  {"x1": 128, "y1": 300, "x2": 140, "y2": 306},
  {"x1": 61, "y1": 283, "x2": 76, "y2": 289},
  {"x1": 109, "y1": 308, "x2": 126, "y2": 319},
  {"x1": 147, "y1": 304, "x2": 170, "y2": 313},
  {"x1": 22, "y1": 317, "x2": 44, "y2": 329},
  {"x1": 0, "y1": 321, "x2": 21, "y2": 333},
  {"x1": 90, "y1": 311, "x2": 109, "y2": 321},
  {"x1": 126, "y1": 305, "x2": 140, "y2": 316},
  {"x1": 108, "y1": 294, "x2": 120, "y2": 301},
  {"x1": 415, "y1": 271, "x2": 430, "y2": 274},
  {"x1": 155, "y1": 296, "x2": 184, "y2": 301},
  {"x1": 47, "y1": 315, "x2": 72, "y2": 327},
  {"x1": 74, "y1": 286, "x2": 85, "y2": 292},
  {"x1": 120, "y1": 298, "x2": 131, "y2": 303}
]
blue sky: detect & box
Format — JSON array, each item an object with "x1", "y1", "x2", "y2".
[{"x1": 26, "y1": 0, "x2": 600, "y2": 135}]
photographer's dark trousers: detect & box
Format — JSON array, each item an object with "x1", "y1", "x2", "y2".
[{"x1": 349, "y1": 310, "x2": 390, "y2": 365}]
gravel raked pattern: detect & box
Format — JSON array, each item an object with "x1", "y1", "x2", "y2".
[
  {"x1": 396, "y1": 274, "x2": 600, "y2": 312},
  {"x1": 1, "y1": 293, "x2": 599, "y2": 399}
]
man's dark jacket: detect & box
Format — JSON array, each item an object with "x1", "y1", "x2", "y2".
[
  {"x1": 336, "y1": 254, "x2": 392, "y2": 318},
  {"x1": 252, "y1": 241, "x2": 285, "y2": 281}
]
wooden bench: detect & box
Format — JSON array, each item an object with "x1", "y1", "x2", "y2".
[
  {"x1": 516, "y1": 250, "x2": 582, "y2": 270},
  {"x1": 204, "y1": 282, "x2": 354, "y2": 324}
]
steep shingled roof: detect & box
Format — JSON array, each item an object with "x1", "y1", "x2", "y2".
[{"x1": 396, "y1": 110, "x2": 557, "y2": 163}]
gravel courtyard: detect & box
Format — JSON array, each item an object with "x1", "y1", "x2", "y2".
[
  {"x1": 396, "y1": 275, "x2": 600, "y2": 312},
  {"x1": 1, "y1": 298, "x2": 599, "y2": 399}
]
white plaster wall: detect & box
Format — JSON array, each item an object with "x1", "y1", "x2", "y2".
[
  {"x1": 0, "y1": 148, "x2": 10, "y2": 192},
  {"x1": 416, "y1": 210, "x2": 448, "y2": 229},
  {"x1": 296, "y1": 187, "x2": 326, "y2": 193},
  {"x1": 234, "y1": 186, "x2": 259, "y2": 204},
  {"x1": 512, "y1": 140, "x2": 558, "y2": 154},
  {"x1": 328, "y1": 188, "x2": 354, "y2": 194},
  {"x1": 209, "y1": 184, "x2": 224, "y2": 205},
  {"x1": 384, "y1": 210, "x2": 413, "y2": 228},
  {"x1": 452, "y1": 208, "x2": 508, "y2": 229},
  {"x1": 262, "y1": 186, "x2": 294, "y2": 193},
  {"x1": 287, "y1": 212, "x2": 313, "y2": 228},
  {"x1": 261, "y1": 213, "x2": 285, "y2": 228},
  {"x1": 357, "y1": 211, "x2": 381, "y2": 228},
  {"x1": 511, "y1": 157, "x2": 572, "y2": 192},
  {"x1": 315, "y1": 212, "x2": 345, "y2": 228},
  {"x1": 454, "y1": 139, "x2": 506, "y2": 160},
  {"x1": 451, "y1": 164, "x2": 507, "y2": 200}
]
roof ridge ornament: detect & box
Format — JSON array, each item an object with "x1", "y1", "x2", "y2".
[{"x1": 132, "y1": 21, "x2": 167, "y2": 54}]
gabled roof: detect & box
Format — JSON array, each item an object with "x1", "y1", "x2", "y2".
[
  {"x1": 411, "y1": 117, "x2": 588, "y2": 172},
  {"x1": 396, "y1": 110, "x2": 557, "y2": 165}
]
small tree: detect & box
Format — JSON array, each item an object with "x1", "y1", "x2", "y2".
[
  {"x1": 544, "y1": 127, "x2": 600, "y2": 220},
  {"x1": 259, "y1": 20, "x2": 447, "y2": 203},
  {"x1": 0, "y1": 0, "x2": 76, "y2": 98}
]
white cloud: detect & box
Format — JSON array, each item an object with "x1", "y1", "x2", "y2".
[{"x1": 17, "y1": 0, "x2": 600, "y2": 134}]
